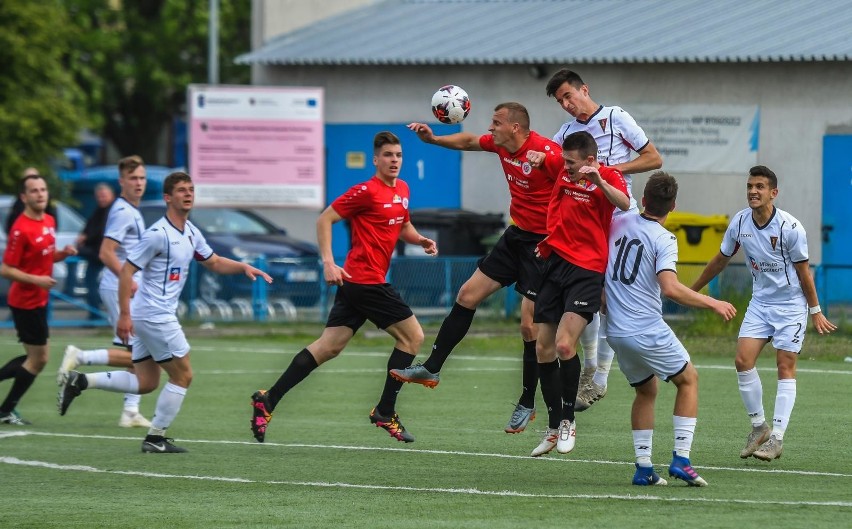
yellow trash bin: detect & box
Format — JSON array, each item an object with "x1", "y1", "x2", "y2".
[{"x1": 663, "y1": 212, "x2": 729, "y2": 263}]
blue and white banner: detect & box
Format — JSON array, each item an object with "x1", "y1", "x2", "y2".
[{"x1": 629, "y1": 105, "x2": 759, "y2": 174}]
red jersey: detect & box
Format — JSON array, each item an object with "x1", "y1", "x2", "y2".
[
  {"x1": 479, "y1": 131, "x2": 562, "y2": 234},
  {"x1": 331, "y1": 176, "x2": 411, "y2": 284},
  {"x1": 3, "y1": 213, "x2": 57, "y2": 309},
  {"x1": 540, "y1": 165, "x2": 627, "y2": 273}
]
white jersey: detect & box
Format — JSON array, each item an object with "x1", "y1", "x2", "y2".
[
  {"x1": 553, "y1": 105, "x2": 650, "y2": 212},
  {"x1": 126, "y1": 216, "x2": 213, "y2": 323},
  {"x1": 720, "y1": 206, "x2": 808, "y2": 306},
  {"x1": 605, "y1": 212, "x2": 679, "y2": 337},
  {"x1": 100, "y1": 197, "x2": 145, "y2": 291}
]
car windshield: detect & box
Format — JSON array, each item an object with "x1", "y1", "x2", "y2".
[{"x1": 189, "y1": 208, "x2": 270, "y2": 235}]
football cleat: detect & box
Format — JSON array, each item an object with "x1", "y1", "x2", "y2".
[
  {"x1": 369, "y1": 408, "x2": 415, "y2": 443},
  {"x1": 250, "y1": 390, "x2": 273, "y2": 443},
  {"x1": 752, "y1": 434, "x2": 783, "y2": 461},
  {"x1": 668, "y1": 451, "x2": 708, "y2": 486},
  {"x1": 740, "y1": 422, "x2": 771, "y2": 458},
  {"x1": 142, "y1": 435, "x2": 187, "y2": 453},
  {"x1": 389, "y1": 363, "x2": 440, "y2": 388},
  {"x1": 632, "y1": 464, "x2": 668, "y2": 486},
  {"x1": 530, "y1": 428, "x2": 558, "y2": 457},
  {"x1": 505, "y1": 403, "x2": 536, "y2": 434}
]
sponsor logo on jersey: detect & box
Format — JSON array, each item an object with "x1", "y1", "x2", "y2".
[
  {"x1": 749, "y1": 257, "x2": 760, "y2": 272},
  {"x1": 392, "y1": 194, "x2": 401, "y2": 204},
  {"x1": 169, "y1": 267, "x2": 181, "y2": 281},
  {"x1": 770, "y1": 236, "x2": 778, "y2": 250}
]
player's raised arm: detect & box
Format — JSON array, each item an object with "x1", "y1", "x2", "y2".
[{"x1": 407, "y1": 122, "x2": 482, "y2": 151}]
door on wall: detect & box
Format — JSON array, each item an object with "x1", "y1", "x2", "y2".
[
  {"x1": 821, "y1": 135, "x2": 852, "y2": 302},
  {"x1": 325, "y1": 123, "x2": 462, "y2": 258}
]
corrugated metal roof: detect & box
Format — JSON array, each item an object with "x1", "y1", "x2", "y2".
[{"x1": 236, "y1": 0, "x2": 852, "y2": 66}]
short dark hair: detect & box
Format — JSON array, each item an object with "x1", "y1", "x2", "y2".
[
  {"x1": 163, "y1": 171, "x2": 192, "y2": 195},
  {"x1": 561, "y1": 131, "x2": 598, "y2": 160},
  {"x1": 546, "y1": 68, "x2": 585, "y2": 97},
  {"x1": 748, "y1": 165, "x2": 777, "y2": 188},
  {"x1": 494, "y1": 102, "x2": 530, "y2": 130},
  {"x1": 19, "y1": 174, "x2": 45, "y2": 194},
  {"x1": 118, "y1": 155, "x2": 144, "y2": 176},
  {"x1": 373, "y1": 131, "x2": 401, "y2": 154},
  {"x1": 643, "y1": 171, "x2": 679, "y2": 217}
]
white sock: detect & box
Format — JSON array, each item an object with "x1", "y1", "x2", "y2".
[
  {"x1": 87, "y1": 371, "x2": 139, "y2": 393},
  {"x1": 150, "y1": 382, "x2": 187, "y2": 431},
  {"x1": 673, "y1": 415, "x2": 697, "y2": 458},
  {"x1": 737, "y1": 368, "x2": 765, "y2": 426},
  {"x1": 124, "y1": 392, "x2": 142, "y2": 413},
  {"x1": 579, "y1": 313, "x2": 599, "y2": 370},
  {"x1": 633, "y1": 429, "x2": 653, "y2": 466},
  {"x1": 79, "y1": 349, "x2": 109, "y2": 366},
  {"x1": 772, "y1": 379, "x2": 797, "y2": 440}
]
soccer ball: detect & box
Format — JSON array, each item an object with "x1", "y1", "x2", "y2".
[{"x1": 431, "y1": 85, "x2": 471, "y2": 124}]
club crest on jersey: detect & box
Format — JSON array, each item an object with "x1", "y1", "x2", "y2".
[
  {"x1": 521, "y1": 162, "x2": 532, "y2": 175},
  {"x1": 169, "y1": 267, "x2": 181, "y2": 281},
  {"x1": 576, "y1": 178, "x2": 598, "y2": 191},
  {"x1": 770, "y1": 236, "x2": 778, "y2": 250},
  {"x1": 598, "y1": 118, "x2": 608, "y2": 133},
  {"x1": 402, "y1": 197, "x2": 409, "y2": 209}
]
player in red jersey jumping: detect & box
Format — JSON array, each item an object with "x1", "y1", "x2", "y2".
[
  {"x1": 249, "y1": 131, "x2": 437, "y2": 444},
  {"x1": 392, "y1": 102, "x2": 564, "y2": 434}
]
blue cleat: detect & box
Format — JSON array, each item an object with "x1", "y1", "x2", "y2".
[
  {"x1": 632, "y1": 464, "x2": 668, "y2": 486},
  {"x1": 668, "y1": 451, "x2": 708, "y2": 486}
]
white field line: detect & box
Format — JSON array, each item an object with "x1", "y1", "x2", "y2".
[
  {"x1": 0, "y1": 455, "x2": 850, "y2": 507},
  {"x1": 7, "y1": 431, "x2": 852, "y2": 479}
]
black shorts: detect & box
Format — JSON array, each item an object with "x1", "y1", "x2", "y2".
[
  {"x1": 477, "y1": 225, "x2": 547, "y2": 301},
  {"x1": 10, "y1": 306, "x2": 49, "y2": 346},
  {"x1": 326, "y1": 281, "x2": 414, "y2": 332},
  {"x1": 533, "y1": 256, "x2": 603, "y2": 324}
]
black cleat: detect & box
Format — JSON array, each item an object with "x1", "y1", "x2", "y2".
[
  {"x1": 58, "y1": 371, "x2": 84, "y2": 416},
  {"x1": 141, "y1": 435, "x2": 188, "y2": 453}
]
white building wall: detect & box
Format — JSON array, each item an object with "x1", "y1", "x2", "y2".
[{"x1": 252, "y1": 62, "x2": 852, "y2": 263}]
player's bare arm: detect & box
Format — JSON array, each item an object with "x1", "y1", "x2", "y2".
[
  {"x1": 691, "y1": 252, "x2": 732, "y2": 291},
  {"x1": 201, "y1": 254, "x2": 273, "y2": 283},
  {"x1": 659, "y1": 270, "x2": 736, "y2": 321},
  {"x1": 398, "y1": 222, "x2": 438, "y2": 256},
  {"x1": 0, "y1": 262, "x2": 56, "y2": 290},
  {"x1": 100, "y1": 237, "x2": 139, "y2": 295},
  {"x1": 611, "y1": 142, "x2": 663, "y2": 175},
  {"x1": 407, "y1": 123, "x2": 482, "y2": 151},
  {"x1": 526, "y1": 150, "x2": 546, "y2": 167},
  {"x1": 792, "y1": 260, "x2": 837, "y2": 334},
  {"x1": 316, "y1": 205, "x2": 350, "y2": 286},
  {"x1": 579, "y1": 166, "x2": 630, "y2": 211},
  {"x1": 53, "y1": 244, "x2": 78, "y2": 262}
]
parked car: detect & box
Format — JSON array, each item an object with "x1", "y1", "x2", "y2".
[
  {"x1": 0, "y1": 195, "x2": 87, "y2": 302},
  {"x1": 138, "y1": 202, "x2": 321, "y2": 306}
]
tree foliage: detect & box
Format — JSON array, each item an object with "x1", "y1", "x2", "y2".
[
  {"x1": 65, "y1": 0, "x2": 252, "y2": 164},
  {"x1": 0, "y1": 2, "x2": 90, "y2": 193}
]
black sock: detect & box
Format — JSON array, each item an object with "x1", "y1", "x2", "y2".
[
  {"x1": 423, "y1": 303, "x2": 476, "y2": 373},
  {"x1": 560, "y1": 355, "x2": 581, "y2": 422},
  {"x1": 538, "y1": 360, "x2": 561, "y2": 429},
  {"x1": 376, "y1": 348, "x2": 416, "y2": 417},
  {"x1": 266, "y1": 349, "x2": 318, "y2": 410},
  {"x1": 0, "y1": 355, "x2": 26, "y2": 382},
  {"x1": 0, "y1": 365, "x2": 37, "y2": 414},
  {"x1": 518, "y1": 340, "x2": 538, "y2": 408}
]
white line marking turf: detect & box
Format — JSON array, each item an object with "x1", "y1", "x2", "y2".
[
  {"x1": 8, "y1": 431, "x2": 852, "y2": 478},
  {"x1": 1, "y1": 455, "x2": 849, "y2": 507}
]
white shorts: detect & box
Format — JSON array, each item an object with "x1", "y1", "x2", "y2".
[
  {"x1": 99, "y1": 287, "x2": 123, "y2": 346},
  {"x1": 130, "y1": 319, "x2": 190, "y2": 363},
  {"x1": 739, "y1": 300, "x2": 808, "y2": 354},
  {"x1": 608, "y1": 325, "x2": 691, "y2": 386}
]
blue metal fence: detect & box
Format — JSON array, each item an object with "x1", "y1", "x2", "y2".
[{"x1": 1, "y1": 258, "x2": 849, "y2": 327}]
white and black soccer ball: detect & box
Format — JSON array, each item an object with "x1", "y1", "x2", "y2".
[{"x1": 431, "y1": 85, "x2": 471, "y2": 124}]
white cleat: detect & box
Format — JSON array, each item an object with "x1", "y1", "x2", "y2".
[
  {"x1": 530, "y1": 428, "x2": 558, "y2": 457},
  {"x1": 556, "y1": 419, "x2": 576, "y2": 454},
  {"x1": 119, "y1": 410, "x2": 152, "y2": 428},
  {"x1": 57, "y1": 345, "x2": 82, "y2": 385}
]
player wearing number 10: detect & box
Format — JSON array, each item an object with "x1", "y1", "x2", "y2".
[{"x1": 605, "y1": 172, "x2": 736, "y2": 486}]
